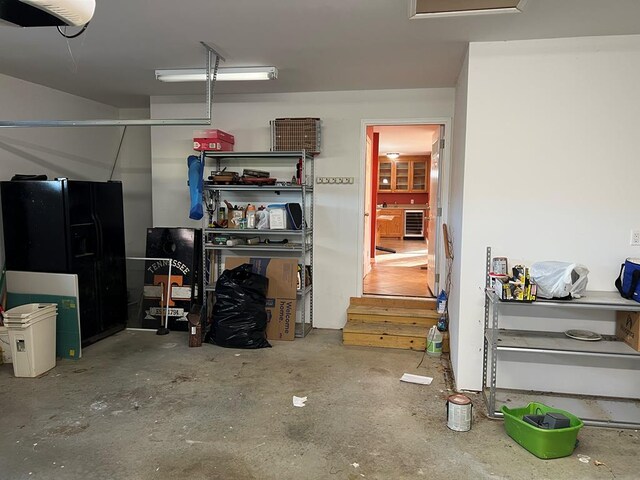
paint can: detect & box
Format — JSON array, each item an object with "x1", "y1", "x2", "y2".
[{"x1": 446, "y1": 394, "x2": 472, "y2": 432}]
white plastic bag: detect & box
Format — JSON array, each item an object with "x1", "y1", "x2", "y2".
[
  {"x1": 256, "y1": 210, "x2": 269, "y2": 230},
  {"x1": 530, "y1": 261, "x2": 589, "y2": 299}
]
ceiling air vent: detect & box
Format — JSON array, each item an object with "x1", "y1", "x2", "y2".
[{"x1": 409, "y1": 0, "x2": 527, "y2": 19}]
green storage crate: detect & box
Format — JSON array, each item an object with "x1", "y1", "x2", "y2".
[{"x1": 501, "y1": 402, "x2": 584, "y2": 459}]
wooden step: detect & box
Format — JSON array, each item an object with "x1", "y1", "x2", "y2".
[
  {"x1": 347, "y1": 304, "x2": 439, "y2": 326},
  {"x1": 342, "y1": 320, "x2": 449, "y2": 353},
  {"x1": 350, "y1": 296, "x2": 437, "y2": 310}
]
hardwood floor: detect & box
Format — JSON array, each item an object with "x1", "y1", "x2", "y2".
[{"x1": 364, "y1": 238, "x2": 433, "y2": 298}]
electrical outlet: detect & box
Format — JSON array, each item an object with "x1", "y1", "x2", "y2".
[
  {"x1": 315, "y1": 176, "x2": 354, "y2": 185},
  {"x1": 632, "y1": 230, "x2": 640, "y2": 246}
]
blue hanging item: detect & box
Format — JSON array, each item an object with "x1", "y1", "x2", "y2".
[{"x1": 187, "y1": 155, "x2": 204, "y2": 220}]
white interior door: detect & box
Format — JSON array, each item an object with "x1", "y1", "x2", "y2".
[
  {"x1": 363, "y1": 128, "x2": 373, "y2": 277},
  {"x1": 426, "y1": 126, "x2": 443, "y2": 296}
]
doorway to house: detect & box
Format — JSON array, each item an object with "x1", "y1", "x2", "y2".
[{"x1": 362, "y1": 123, "x2": 443, "y2": 298}]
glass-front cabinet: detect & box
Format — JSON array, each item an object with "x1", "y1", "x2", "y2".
[
  {"x1": 378, "y1": 161, "x2": 393, "y2": 191},
  {"x1": 378, "y1": 157, "x2": 428, "y2": 193},
  {"x1": 394, "y1": 161, "x2": 410, "y2": 191},
  {"x1": 411, "y1": 161, "x2": 427, "y2": 192}
]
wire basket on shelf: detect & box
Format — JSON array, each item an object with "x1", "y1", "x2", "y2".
[{"x1": 270, "y1": 118, "x2": 321, "y2": 155}]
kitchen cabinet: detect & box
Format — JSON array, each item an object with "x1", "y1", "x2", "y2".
[
  {"x1": 378, "y1": 208, "x2": 403, "y2": 238},
  {"x1": 378, "y1": 161, "x2": 393, "y2": 191},
  {"x1": 411, "y1": 161, "x2": 427, "y2": 192},
  {"x1": 394, "y1": 161, "x2": 410, "y2": 191},
  {"x1": 377, "y1": 157, "x2": 428, "y2": 193}
]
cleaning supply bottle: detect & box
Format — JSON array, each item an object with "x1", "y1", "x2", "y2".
[
  {"x1": 246, "y1": 204, "x2": 256, "y2": 229},
  {"x1": 437, "y1": 290, "x2": 448, "y2": 314},
  {"x1": 437, "y1": 313, "x2": 448, "y2": 332},
  {"x1": 426, "y1": 326, "x2": 443, "y2": 357}
]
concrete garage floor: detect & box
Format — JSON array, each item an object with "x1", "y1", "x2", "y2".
[{"x1": 0, "y1": 330, "x2": 638, "y2": 480}]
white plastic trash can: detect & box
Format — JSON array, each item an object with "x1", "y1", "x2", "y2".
[
  {"x1": 5, "y1": 311, "x2": 57, "y2": 378},
  {"x1": 2, "y1": 303, "x2": 57, "y2": 322},
  {"x1": 0, "y1": 326, "x2": 11, "y2": 364}
]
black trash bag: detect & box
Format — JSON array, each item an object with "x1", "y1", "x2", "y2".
[{"x1": 205, "y1": 264, "x2": 271, "y2": 349}]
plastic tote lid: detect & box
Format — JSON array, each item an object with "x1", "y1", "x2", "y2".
[{"x1": 2, "y1": 303, "x2": 57, "y2": 319}]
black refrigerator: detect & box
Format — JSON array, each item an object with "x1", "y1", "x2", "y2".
[{"x1": 1, "y1": 179, "x2": 128, "y2": 346}]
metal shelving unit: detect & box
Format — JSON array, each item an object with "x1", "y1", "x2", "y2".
[
  {"x1": 204, "y1": 243, "x2": 311, "y2": 253},
  {"x1": 204, "y1": 185, "x2": 313, "y2": 192},
  {"x1": 482, "y1": 247, "x2": 640, "y2": 428},
  {"x1": 201, "y1": 150, "x2": 314, "y2": 338}
]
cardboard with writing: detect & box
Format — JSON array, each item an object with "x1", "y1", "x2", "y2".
[
  {"x1": 224, "y1": 257, "x2": 297, "y2": 341},
  {"x1": 616, "y1": 311, "x2": 640, "y2": 352}
]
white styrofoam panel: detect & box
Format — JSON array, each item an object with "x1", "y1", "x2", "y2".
[{"x1": 7, "y1": 271, "x2": 79, "y2": 298}]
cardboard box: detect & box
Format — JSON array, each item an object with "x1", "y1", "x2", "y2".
[
  {"x1": 616, "y1": 311, "x2": 640, "y2": 351},
  {"x1": 193, "y1": 129, "x2": 235, "y2": 151},
  {"x1": 228, "y1": 209, "x2": 244, "y2": 229},
  {"x1": 224, "y1": 257, "x2": 297, "y2": 340}
]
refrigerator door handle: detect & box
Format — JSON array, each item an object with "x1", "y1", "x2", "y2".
[{"x1": 92, "y1": 212, "x2": 104, "y2": 259}]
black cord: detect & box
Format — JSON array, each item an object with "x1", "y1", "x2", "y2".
[
  {"x1": 109, "y1": 126, "x2": 128, "y2": 181},
  {"x1": 57, "y1": 22, "x2": 90, "y2": 39},
  {"x1": 416, "y1": 347, "x2": 427, "y2": 369}
]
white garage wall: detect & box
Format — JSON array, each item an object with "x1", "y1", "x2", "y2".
[
  {"x1": 454, "y1": 35, "x2": 640, "y2": 392},
  {"x1": 112, "y1": 108, "x2": 153, "y2": 296},
  {"x1": 150, "y1": 88, "x2": 455, "y2": 329},
  {"x1": 0, "y1": 73, "x2": 120, "y2": 268},
  {"x1": 449, "y1": 50, "x2": 469, "y2": 387},
  {"x1": 0, "y1": 74, "x2": 120, "y2": 181},
  {"x1": 0, "y1": 75, "x2": 153, "y2": 300}
]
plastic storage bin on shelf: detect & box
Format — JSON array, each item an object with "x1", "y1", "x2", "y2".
[
  {"x1": 2, "y1": 303, "x2": 58, "y2": 378},
  {"x1": 501, "y1": 402, "x2": 583, "y2": 459}
]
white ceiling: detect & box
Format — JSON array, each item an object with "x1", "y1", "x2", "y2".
[
  {"x1": 1, "y1": 0, "x2": 640, "y2": 107},
  {"x1": 375, "y1": 125, "x2": 438, "y2": 155}
]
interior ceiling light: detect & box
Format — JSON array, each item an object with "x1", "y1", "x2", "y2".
[
  {"x1": 386, "y1": 152, "x2": 400, "y2": 159},
  {"x1": 156, "y1": 67, "x2": 278, "y2": 83},
  {"x1": 409, "y1": 0, "x2": 527, "y2": 18}
]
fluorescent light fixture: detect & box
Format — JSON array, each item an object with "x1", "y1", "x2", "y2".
[
  {"x1": 386, "y1": 152, "x2": 400, "y2": 159},
  {"x1": 409, "y1": 0, "x2": 528, "y2": 19},
  {"x1": 155, "y1": 67, "x2": 278, "y2": 83}
]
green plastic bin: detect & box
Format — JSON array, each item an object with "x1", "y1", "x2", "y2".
[{"x1": 501, "y1": 402, "x2": 584, "y2": 459}]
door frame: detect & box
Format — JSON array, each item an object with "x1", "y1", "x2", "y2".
[{"x1": 356, "y1": 117, "x2": 452, "y2": 297}]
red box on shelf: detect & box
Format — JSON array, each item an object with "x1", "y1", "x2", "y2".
[{"x1": 193, "y1": 129, "x2": 235, "y2": 151}]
